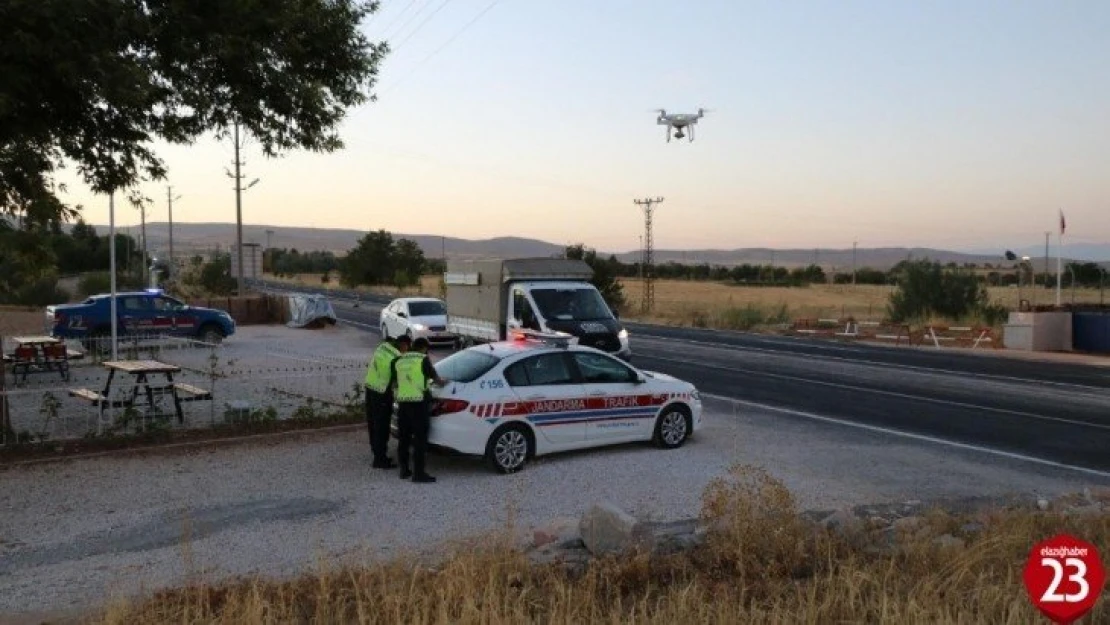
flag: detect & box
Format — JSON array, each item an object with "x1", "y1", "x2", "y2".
[{"x1": 1059, "y1": 210, "x2": 1066, "y2": 236}]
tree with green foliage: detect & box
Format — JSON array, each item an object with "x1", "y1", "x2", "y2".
[
  {"x1": 887, "y1": 259, "x2": 1006, "y2": 324},
  {"x1": 1, "y1": 0, "x2": 388, "y2": 220},
  {"x1": 565, "y1": 244, "x2": 627, "y2": 312},
  {"x1": 338, "y1": 229, "x2": 426, "y2": 289}
]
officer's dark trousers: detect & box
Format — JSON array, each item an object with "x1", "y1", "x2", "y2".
[
  {"x1": 365, "y1": 388, "x2": 393, "y2": 464},
  {"x1": 396, "y1": 400, "x2": 429, "y2": 476}
]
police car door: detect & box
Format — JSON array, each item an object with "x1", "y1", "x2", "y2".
[
  {"x1": 503, "y1": 352, "x2": 587, "y2": 446},
  {"x1": 570, "y1": 351, "x2": 653, "y2": 441}
]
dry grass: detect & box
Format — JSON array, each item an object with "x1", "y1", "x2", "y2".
[
  {"x1": 264, "y1": 273, "x2": 442, "y2": 299},
  {"x1": 93, "y1": 465, "x2": 1108, "y2": 625},
  {"x1": 619, "y1": 278, "x2": 1108, "y2": 329},
  {"x1": 262, "y1": 273, "x2": 1108, "y2": 330},
  {"x1": 0, "y1": 305, "x2": 46, "y2": 338}
]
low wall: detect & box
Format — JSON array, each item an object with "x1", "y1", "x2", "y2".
[
  {"x1": 1002, "y1": 311, "x2": 1072, "y2": 351},
  {"x1": 186, "y1": 294, "x2": 290, "y2": 326}
]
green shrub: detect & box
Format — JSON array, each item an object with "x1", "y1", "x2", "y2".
[{"x1": 888, "y1": 259, "x2": 992, "y2": 323}]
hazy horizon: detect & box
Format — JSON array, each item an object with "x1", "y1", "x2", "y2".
[{"x1": 51, "y1": 1, "x2": 1110, "y2": 255}]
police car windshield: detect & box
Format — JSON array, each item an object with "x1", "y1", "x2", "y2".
[
  {"x1": 408, "y1": 301, "x2": 446, "y2": 316},
  {"x1": 434, "y1": 350, "x2": 500, "y2": 382},
  {"x1": 530, "y1": 288, "x2": 613, "y2": 322}
]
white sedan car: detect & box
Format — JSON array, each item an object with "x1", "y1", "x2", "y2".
[
  {"x1": 391, "y1": 331, "x2": 703, "y2": 473},
  {"x1": 379, "y1": 297, "x2": 454, "y2": 345}
]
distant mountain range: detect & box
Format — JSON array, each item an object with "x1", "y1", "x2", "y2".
[{"x1": 90, "y1": 221, "x2": 1110, "y2": 271}]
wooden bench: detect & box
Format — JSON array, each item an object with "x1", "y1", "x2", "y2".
[
  {"x1": 66, "y1": 349, "x2": 86, "y2": 360},
  {"x1": 174, "y1": 382, "x2": 212, "y2": 402},
  {"x1": 68, "y1": 388, "x2": 109, "y2": 404}
]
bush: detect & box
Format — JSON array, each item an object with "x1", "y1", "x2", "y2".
[
  {"x1": 78, "y1": 271, "x2": 151, "y2": 298},
  {"x1": 78, "y1": 272, "x2": 112, "y2": 297},
  {"x1": 0, "y1": 277, "x2": 70, "y2": 306},
  {"x1": 887, "y1": 259, "x2": 992, "y2": 323}
]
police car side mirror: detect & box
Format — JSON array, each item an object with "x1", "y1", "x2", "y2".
[{"x1": 634, "y1": 373, "x2": 646, "y2": 384}]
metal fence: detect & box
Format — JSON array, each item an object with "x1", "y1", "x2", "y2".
[{"x1": 1, "y1": 333, "x2": 368, "y2": 448}]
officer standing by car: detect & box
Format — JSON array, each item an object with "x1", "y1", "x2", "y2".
[
  {"x1": 390, "y1": 336, "x2": 444, "y2": 483},
  {"x1": 363, "y1": 335, "x2": 407, "y2": 469}
]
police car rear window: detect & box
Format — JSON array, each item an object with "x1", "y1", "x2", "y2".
[{"x1": 434, "y1": 350, "x2": 500, "y2": 383}]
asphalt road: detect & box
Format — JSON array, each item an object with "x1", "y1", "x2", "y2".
[{"x1": 259, "y1": 281, "x2": 1110, "y2": 475}]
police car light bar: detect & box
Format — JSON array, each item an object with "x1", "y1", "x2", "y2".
[{"x1": 509, "y1": 329, "x2": 577, "y2": 348}]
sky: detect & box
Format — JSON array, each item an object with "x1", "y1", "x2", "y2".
[{"x1": 56, "y1": 0, "x2": 1110, "y2": 255}]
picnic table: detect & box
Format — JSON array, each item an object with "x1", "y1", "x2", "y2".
[
  {"x1": 2, "y1": 336, "x2": 83, "y2": 384},
  {"x1": 67, "y1": 359, "x2": 212, "y2": 430}
]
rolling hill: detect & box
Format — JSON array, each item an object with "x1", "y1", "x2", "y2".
[{"x1": 89, "y1": 221, "x2": 1106, "y2": 271}]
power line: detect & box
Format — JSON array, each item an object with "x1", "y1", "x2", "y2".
[
  {"x1": 379, "y1": 0, "x2": 503, "y2": 96},
  {"x1": 390, "y1": 0, "x2": 452, "y2": 51},
  {"x1": 375, "y1": 0, "x2": 420, "y2": 37}
]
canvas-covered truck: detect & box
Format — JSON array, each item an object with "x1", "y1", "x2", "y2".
[{"x1": 444, "y1": 258, "x2": 632, "y2": 361}]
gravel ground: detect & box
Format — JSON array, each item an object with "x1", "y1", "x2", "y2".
[
  {"x1": 2, "y1": 325, "x2": 376, "y2": 440},
  {"x1": 1, "y1": 390, "x2": 1106, "y2": 617}
]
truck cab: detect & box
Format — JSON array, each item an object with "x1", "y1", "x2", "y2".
[
  {"x1": 506, "y1": 281, "x2": 630, "y2": 359},
  {"x1": 444, "y1": 258, "x2": 632, "y2": 362}
]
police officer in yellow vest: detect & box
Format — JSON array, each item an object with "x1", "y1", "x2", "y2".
[
  {"x1": 364, "y1": 335, "x2": 407, "y2": 469},
  {"x1": 390, "y1": 337, "x2": 444, "y2": 483}
]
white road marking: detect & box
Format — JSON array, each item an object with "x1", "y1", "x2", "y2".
[
  {"x1": 634, "y1": 332, "x2": 1110, "y2": 392},
  {"x1": 703, "y1": 392, "x2": 1110, "y2": 480},
  {"x1": 645, "y1": 353, "x2": 1110, "y2": 432}
]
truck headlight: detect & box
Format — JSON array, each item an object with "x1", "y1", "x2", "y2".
[
  {"x1": 412, "y1": 323, "x2": 426, "y2": 331},
  {"x1": 618, "y1": 328, "x2": 628, "y2": 339}
]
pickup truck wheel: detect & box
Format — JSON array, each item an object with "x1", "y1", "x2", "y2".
[
  {"x1": 485, "y1": 424, "x2": 533, "y2": 474},
  {"x1": 198, "y1": 324, "x2": 225, "y2": 345}
]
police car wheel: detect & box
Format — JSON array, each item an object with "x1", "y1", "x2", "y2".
[
  {"x1": 485, "y1": 424, "x2": 532, "y2": 474},
  {"x1": 653, "y1": 406, "x2": 691, "y2": 449}
]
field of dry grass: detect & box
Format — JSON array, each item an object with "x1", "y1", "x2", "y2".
[
  {"x1": 93, "y1": 465, "x2": 1108, "y2": 624},
  {"x1": 619, "y1": 278, "x2": 1108, "y2": 329},
  {"x1": 261, "y1": 273, "x2": 1108, "y2": 331},
  {"x1": 264, "y1": 273, "x2": 443, "y2": 299}
]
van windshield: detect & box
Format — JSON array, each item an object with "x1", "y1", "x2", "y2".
[{"x1": 529, "y1": 288, "x2": 613, "y2": 322}]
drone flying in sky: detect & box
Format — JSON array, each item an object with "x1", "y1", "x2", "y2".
[{"x1": 656, "y1": 108, "x2": 707, "y2": 142}]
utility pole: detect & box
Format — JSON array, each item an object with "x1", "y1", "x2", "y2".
[
  {"x1": 226, "y1": 120, "x2": 260, "y2": 295},
  {"x1": 264, "y1": 229, "x2": 274, "y2": 273},
  {"x1": 137, "y1": 201, "x2": 148, "y2": 278},
  {"x1": 634, "y1": 197, "x2": 664, "y2": 313},
  {"x1": 639, "y1": 235, "x2": 644, "y2": 282},
  {"x1": 1056, "y1": 209, "x2": 1065, "y2": 307},
  {"x1": 167, "y1": 186, "x2": 182, "y2": 278},
  {"x1": 852, "y1": 241, "x2": 858, "y2": 285}
]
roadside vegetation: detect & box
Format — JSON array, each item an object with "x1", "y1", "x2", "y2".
[
  {"x1": 93, "y1": 464, "x2": 1109, "y2": 624},
  {"x1": 267, "y1": 267, "x2": 1109, "y2": 333}
]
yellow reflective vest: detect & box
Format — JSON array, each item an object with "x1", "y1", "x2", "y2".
[
  {"x1": 394, "y1": 352, "x2": 428, "y2": 402},
  {"x1": 364, "y1": 342, "x2": 400, "y2": 393}
]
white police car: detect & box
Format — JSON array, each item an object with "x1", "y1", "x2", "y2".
[{"x1": 393, "y1": 330, "x2": 703, "y2": 473}]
